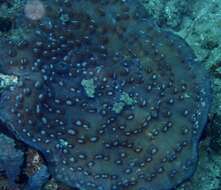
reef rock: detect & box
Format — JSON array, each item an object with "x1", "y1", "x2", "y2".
[
  {"x1": 0, "y1": 133, "x2": 24, "y2": 187},
  {"x1": 0, "y1": 0, "x2": 211, "y2": 190}
]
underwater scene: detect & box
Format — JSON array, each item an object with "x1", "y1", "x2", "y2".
[{"x1": 0, "y1": 0, "x2": 220, "y2": 190}]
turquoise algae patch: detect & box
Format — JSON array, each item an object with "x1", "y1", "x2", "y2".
[
  {"x1": 81, "y1": 79, "x2": 96, "y2": 98},
  {"x1": 0, "y1": 0, "x2": 211, "y2": 190},
  {"x1": 112, "y1": 92, "x2": 136, "y2": 114}
]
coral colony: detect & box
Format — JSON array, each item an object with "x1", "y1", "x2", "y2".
[{"x1": 0, "y1": 0, "x2": 211, "y2": 190}]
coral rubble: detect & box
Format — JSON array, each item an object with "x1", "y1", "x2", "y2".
[{"x1": 0, "y1": 0, "x2": 211, "y2": 190}]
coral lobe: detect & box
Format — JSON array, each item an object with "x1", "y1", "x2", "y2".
[{"x1": 0, "y1": 0, "x2": 211, "y2": 190}]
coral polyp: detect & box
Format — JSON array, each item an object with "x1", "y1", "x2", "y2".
[{"x1": 0, "y1": 0, "x2": 211, "y2": 190}]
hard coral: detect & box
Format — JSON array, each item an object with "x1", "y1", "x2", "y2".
[{"x1": 0, "y1": 0, "x2": 211, "y2": 190}]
